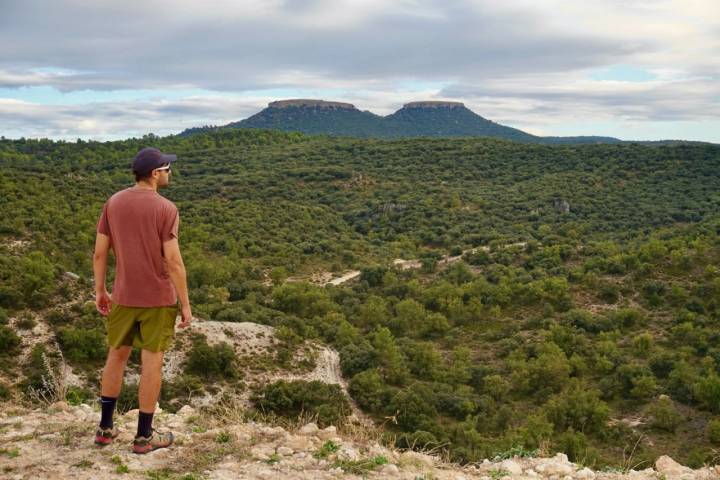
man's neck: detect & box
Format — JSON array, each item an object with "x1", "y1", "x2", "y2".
[{"x1": 134, "y1": 181, "x2": 157, "y2": 191}]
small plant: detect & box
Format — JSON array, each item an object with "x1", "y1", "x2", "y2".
[
  {"x1": 314, "y1": 440, "x2": 340, "y2": 459},
  {"x1": 146, "y1": 470, "x2": 176, "y2": 480},
  {"x1": 73, "y1": 459, "x2": 93, "y2": 468},
  {"x1": 334, "y1": 455, "x2": 388, "y2": 474},
  {"x1": 266, "y1": 452, "x2": 281, "y2": 465},
  {"x1": 111, "y1": 455, "x2": 129, "y2": 474},
  {"x1": 489, "y1": 468, "x2": 510, "y2": 480},
  {"x1": 493, "y1": 445, "x2": 539, "y2": 460},
  {"x1": 215, "y1": 431, "x2": 231, "y2": 443},
  {"x1": 15, "y1": 314, "x2": 36, "y2": 330},
  {"x1": 27, "y1": 350, "x2": 69, "y2": 405},
  {"x1": 0, "y1": 447, "x2": 19, "y2": 458}
]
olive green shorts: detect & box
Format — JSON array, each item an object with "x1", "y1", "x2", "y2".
[{"x1": 106, "y1": 304, "x2": 178, "y2": 353}]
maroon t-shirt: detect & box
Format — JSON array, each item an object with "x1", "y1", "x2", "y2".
[{"x1": 96, "y1": 187, "x2": 180, "y2": 307}]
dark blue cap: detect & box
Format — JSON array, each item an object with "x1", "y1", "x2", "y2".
[{"x1": 132, "y1": 147, "x2": 176, "y2": 176}]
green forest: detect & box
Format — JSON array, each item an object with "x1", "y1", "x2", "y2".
[{"x1": 1, "y1": 129, "x2": 720, "y2": 468}]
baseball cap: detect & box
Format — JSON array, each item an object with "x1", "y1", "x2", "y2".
[{"x1": 132, "y1": 147, "x2": 177, "y2": 176}]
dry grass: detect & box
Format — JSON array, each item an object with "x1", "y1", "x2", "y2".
[{"x1": 27, "y1": 351, "x2": 69, "y2": 406}]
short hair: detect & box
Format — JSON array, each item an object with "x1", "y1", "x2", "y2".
[
  {"x1": 134, "y1": 170, "x2": 152, "y2": 182},
  {"x1": 134, "y1": 163, "x2": 168, "y2": 182}
]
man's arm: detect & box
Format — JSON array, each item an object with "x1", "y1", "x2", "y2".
[
  {"x1": 163, "y1": 237, "x2": 192, "y2": 328},
  {"x1": 93, "y1": 233, "x2": 112, "y2": 316}
]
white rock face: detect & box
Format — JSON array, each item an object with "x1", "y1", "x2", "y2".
[{"x1": 500, "y1": 459, "x2": 523, "y2": 475}]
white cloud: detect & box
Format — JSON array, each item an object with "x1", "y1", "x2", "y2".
[{"x1": 0, "y1": 0, "x2": 717, "y2": 140}]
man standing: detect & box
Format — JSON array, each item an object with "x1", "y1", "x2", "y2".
[{"x1": 93, "y1": 147, "x2": 192, "y2": 454}]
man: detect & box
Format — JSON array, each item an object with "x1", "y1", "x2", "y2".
[{"x1": 93, "y1": 147, "x2": 192, "y2": 454}]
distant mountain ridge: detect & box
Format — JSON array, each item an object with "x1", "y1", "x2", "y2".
[{"x1": 178, "y1": 99, "x2": 705, "y2": 145}]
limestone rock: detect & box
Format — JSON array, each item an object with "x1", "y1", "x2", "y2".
[
  {"x1": 381, "y1": 464, "x2": 400, "y2": 474},
  {"x1": 576, "y1": 467, "x2": 596, "y2": 480},
  {"x1": 177, "y1": 405, "x2": 195, "y2": 416},
  {"x1": 318, "y1": 425, "x2": 337, "y2": 439},
  {"x1": 656, "y1": 456, "x2": 694, "y2": 479},
  {"x1": 277, "y1": 446, "x2": 293, "y2": 456},
  {"x1": 285, "y1": 435, "x2": 313, "y2": 451},
  {"x1": 250, "y1": 445, "x2": 273, "y2": 461},
  {"x1": 299, "y1": 423, "x2": 319, "y2": 435},
  {"x1": 500, "y1": 459, "x2": 523, "y2": 475},
  {"x1": 337, "y1": 445, "x2": 361, "y2": 461}
]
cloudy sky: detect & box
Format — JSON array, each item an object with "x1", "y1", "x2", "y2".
[{"x1": 1, "y1": 0, "x2": 718, "y2": 141}]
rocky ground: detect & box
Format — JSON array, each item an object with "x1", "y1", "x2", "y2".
[{"x1": 1, "y1": 403, "x2": 718, "y2": 480}]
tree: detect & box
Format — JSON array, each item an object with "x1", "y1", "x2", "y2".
[{"x1": 372, "y1": 327, "x2": 409, "y2": 385}]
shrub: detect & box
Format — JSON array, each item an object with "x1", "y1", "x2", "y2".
[
  {"x1": 252, "y1": 380, "x2": 350, "y2": 427},
  {"x1": 694, "y1": 374, "x2": 720, "y2": 413},
  {"x1": 646, "y1": 396, "x2": 683, "y2": 432},
  {"x1": 16, "y1": 314, "x2": 36, "y2": 330},
  {"x1": 161, "y1": 375, "x2": 205, "y2": 412},
  {"x1": 339, "y1": 342, "x2": 375, "y2": 378},
  {"x1": 185, "y1": 336, "x2": 239, "y2": 380},
  {"x1": 348, "y1": 369, "x2": 392, "y2": 413},
  {"x1": 608, "y1": 308, "x2": 644, "y2": 329},
  {"x1": 395, "y1": 430, "x2": 439, "y2": 450},
  {"x1": 0, "y1": 325, "x2": 21, "y2": 354},
  {"x1": 708, "y1": 418, "x2": 720, "y2": 445},
  {"x1": 388, "y1": 384, "x2": 438, "y2": 432},
  {"x1": 0, "y1": 382, "x2": 10, "y2": 400},
  {"x1": 598, "y1": 282, "x2": 619, "y2": 304},
  {"x1": 65, "y1": 386, "x2": 94, "y2": 406},
  {"x1": 543, "y1": 380, "x2": 609, "y2": 433},
  {"x1": 57, "y1": 327, "x2": 106, "y2": 364},
  {"x1": 563, "y1": 309, "x2": 612, "y2": 333},
  {"x1": 632, "y1": 333, "x2": 653, "y2": 356},
  {"x1": 556, "y1": 429, "x2": 594, "y2": 463}
]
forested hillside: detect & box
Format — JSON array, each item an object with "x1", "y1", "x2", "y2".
[{"x1": 2, "y1": 130, "x2": 720, "y2": 468}]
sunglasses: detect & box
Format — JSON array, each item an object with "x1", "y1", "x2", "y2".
[{"x1": 155, "y1": 165, "x2": 172, "y2": 173}]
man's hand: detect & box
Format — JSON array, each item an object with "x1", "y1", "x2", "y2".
[
  {"x1": 96, "y1": 290, "x2": 112, "y2": 316},
  {"x1": 178, "y1": 304, "x2": 192, "y2": 328}
]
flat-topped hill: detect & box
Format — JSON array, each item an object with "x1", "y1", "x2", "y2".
[{"x1": 269, "y1": 99, "x2": 357, "y2": 109}]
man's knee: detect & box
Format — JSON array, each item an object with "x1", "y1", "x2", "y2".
[
  {"x1": 107, "y1": 345, "x2": 132, "y2": 364},
  {"x1": 141, "y1": 349, "x2": 164, "y2": 371}
]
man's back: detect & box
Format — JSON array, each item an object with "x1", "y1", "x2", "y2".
[{"x1": 97, "y1": 186, "x2": 179, "y2": 307}]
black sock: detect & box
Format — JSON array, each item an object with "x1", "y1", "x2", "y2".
[
  {"x1": 99, "y1": 396, "x2": 117, "y2": 429},
  {"x1": 137, "y1": 411, "x2": 154, "y2": 438}
]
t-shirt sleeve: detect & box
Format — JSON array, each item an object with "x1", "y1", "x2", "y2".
[
  {"x1": 162, "y1": 206, "x2": 180, "y2": 242},
  {"x1": 96, "y1": 202, "x2": 110, "y2": 236}
]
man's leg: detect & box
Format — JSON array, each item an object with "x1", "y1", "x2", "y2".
[
  {"x1": 95, "y1": 345, "x2": 131, "y2": 444},
  {"x1": 138, "y1": 349, "x2": 164, "y2": 414},
  {"x1": 136, "y1": 349, "x2": 165, "y2": 440},
  {"x1": 101, "y1": 345, "x2": 132, "y2": 398},
  {"x1": 133, "y1": 307, "x2": 176, "y2": 453}
]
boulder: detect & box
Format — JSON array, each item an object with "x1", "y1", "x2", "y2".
[
  {"x1": 299, "y1": 423, "x2": 319, "y2": 435},
  {"x1": 500, "y1": 459, "x2": 523, "y2": 475},
  {"x1": 655, "y1": 456, "x2": 694, "y2": 479},
  {"x1": 381, "y1": 464, "x2": 400, "y2": 475},
  {"x1": 576, "y1": 467, "x2": 596, "y2": 480}
]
